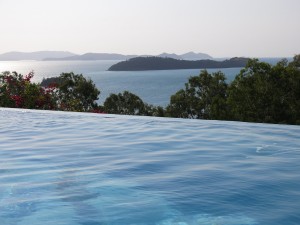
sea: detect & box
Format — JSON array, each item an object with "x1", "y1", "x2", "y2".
[
  {"x1": 0, "y1": 58, "x2": 286, "y2": 106},
  {"x1": 1, "y1": 108, "x2": 300, "y2": 225}
]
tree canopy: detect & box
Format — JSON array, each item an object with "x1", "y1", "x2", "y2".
[
  {"x1": 166, "y1": 55, "x2": 300, "y2": 124},
  {"x1": 0, "y1": 71, "x2": 56, "y2": 110},
  {"x1": 56, "y1": 72, "x2": 100, "y2": 112},
  {"x1": 1, "y1": 55, "x2": 299, "y2": 125},
  {"x1": 227, "y1": 58, "x2": 300, "y2": 124},
  {"x1": 166, "y1": 70, "x2": 228, "y2": 120},
  {"x1": 104, "y1": 91, "x2": 148, "y2": 115},
  {"x1": 0, "y1": 72, "x2": 101, "y2": 112}
]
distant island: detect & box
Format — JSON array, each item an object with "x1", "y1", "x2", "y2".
[
  {"x1": 44, "y1": 53, "x2": 138, "y2": 61},
  {"x1": 157, "y1": 52, "x2": 213, "y2": 60},
  {"x1": 0, "y1": 51, "x2": 213, "y2": 61},
  {"x1": 108, "y1": 57, "x2": 249, "y2": 71}
]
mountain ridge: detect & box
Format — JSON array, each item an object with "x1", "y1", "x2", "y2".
[
  {"x1": 0, "y1": 51, "x2": 213, "y2": 61},
  {"x1": 158, "y1": 52, "x2": 213, "y2": 60},
  {"x1": 43, "y1": 53, "x2": 139, "y2": 61}
]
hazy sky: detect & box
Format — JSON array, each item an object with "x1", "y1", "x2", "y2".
[{"x1": 1, "y1": 0, "x2": 299, "y2": 57}]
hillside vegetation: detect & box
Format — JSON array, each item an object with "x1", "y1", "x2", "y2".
[
  {"x1": 108, "y1": 57, "x2": 249, "y2": 71},
  {"x1": 1, "y1": 56, "x2": 299, "y2": 125}
]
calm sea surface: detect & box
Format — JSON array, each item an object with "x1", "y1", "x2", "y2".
[
  {"x1": 1, "y1": 108, "x2": 300, "y2": 224},
  {"x1": 0, "y1": 60, "x2": 242, "y2": 106}
]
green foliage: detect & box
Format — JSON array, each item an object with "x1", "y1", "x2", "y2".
[
  {"x1": 56, "y1": 72, "x2": 100, "y2": 112},
  {"x1": 103, "y1": 90, "x2": 166, "y2": 116},
  {"x1": 0, "y1": 71, "x2": 101, "y2": 112},
  {"x1": 166, "y1": 70, "x2": 228, "y2": 120},
  {"x1": 1, "y1": 55, "x2": 299, "y2": 124},
  {"x1": 166, "y1": 56, "x2": 300, "y2": 124},
  {"x1": 0, "y1": 71, "x2": 57, "y2": 109},
  {"x1": 104, "y1": 91, "x2": 148, "y2": 115},
  {"x1": 289, "y1": 54, "x2": 300, "y2": 67},
  {"x1": 144, "y1": 104, "x2": 165, "y2": 117},
  {"x1": 227, "y1": 58, "x2": 300, "y2": 124},
  {"x1": 41, "y1": 77, "x2": 61, "y2": 87}
]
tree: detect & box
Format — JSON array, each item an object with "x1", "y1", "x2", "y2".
[
  {"x1": 227, "y1": 58, "x2": 300, "y2": 124},
  {"x1": 104, "y1": 91, "x2": 150, "y2": 115},
  {"x1": 285, "y1": 55, "x2": 300, "y2": 124},
  {"x1": 41, "y1": 77, "x2": 61, "y2": 87},
  {"x1": 289, "y1": 54, "x2": 300, "y2": 67},
  {"x1": 56, "y1": 72, "x2": 100, "y2": 112},
  {"x1": 166, "y1": 70, "x2": 228, "y2": 120},
  {"x1": 0, "y1": 71, "x2": 57, "y2": 110},
  {"x1": 144, "y1": 104, "x2": 165, "y2": 117}
]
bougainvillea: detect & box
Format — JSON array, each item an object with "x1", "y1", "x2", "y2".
[
  {"x1": 0, "y1": 71, "x2": 103, "y2": 113},
  {"x1": 0, "y1": 71, "x2": 58, "y2": 110}
]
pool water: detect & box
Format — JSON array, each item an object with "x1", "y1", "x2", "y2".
[{"x1": 1, "y1": 108, "x2": 300, "y2": 225}]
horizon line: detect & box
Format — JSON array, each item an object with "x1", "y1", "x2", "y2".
[{"x1": 0, "y1": 50, "x2": 296, "y2": 59}]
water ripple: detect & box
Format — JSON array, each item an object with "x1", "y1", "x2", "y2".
[{"x1": 1, "y1": 108, "x2": 300, "y2": 224}]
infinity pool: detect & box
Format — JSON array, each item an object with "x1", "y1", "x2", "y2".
[{"x1": 1, "y1": 108, "x2": 300, "y2": 225}]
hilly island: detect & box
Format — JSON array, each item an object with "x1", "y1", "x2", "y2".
[{"x1": 108, "y1": 57, "x2": 249, "y2": 71}]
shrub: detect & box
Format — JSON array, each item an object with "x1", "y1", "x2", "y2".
[{"x1": 0, "y1": 71, "x2": 57, "y2": 110}]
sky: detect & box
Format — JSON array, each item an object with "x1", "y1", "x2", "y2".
[{"x1": 0, "y1": 0, "x2": 299, "y2": 57}]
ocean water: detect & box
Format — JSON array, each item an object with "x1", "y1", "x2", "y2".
[
  {"x1": 0, "y1": 60, "x2": 242, "y2": 106},
  {"x1": 1, "y1": 108, "x2": 300, "y2": 225}
]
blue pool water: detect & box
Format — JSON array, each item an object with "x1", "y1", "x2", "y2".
[{"x1": 1, "y1": 108, "x2": 300, "y2": 225}]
